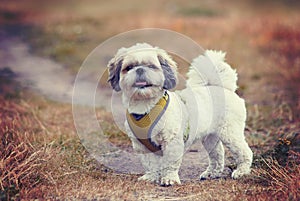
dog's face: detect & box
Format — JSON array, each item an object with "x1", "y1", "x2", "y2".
[{"x1": 108, "y1": 43, "x2": 177, "y2": 101}]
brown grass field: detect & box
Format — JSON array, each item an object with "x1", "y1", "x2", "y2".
[{"x1": 0, "y1": 0, "x2": 299, "y2": 200}]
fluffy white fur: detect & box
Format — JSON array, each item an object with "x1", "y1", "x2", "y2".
[{"x1": 107, "y1": 43, "x2": 253, "y2": 186}]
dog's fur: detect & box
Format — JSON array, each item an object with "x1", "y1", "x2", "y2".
[{"x1": 107, "y1": 43, "x2": 253, "y2": 186}]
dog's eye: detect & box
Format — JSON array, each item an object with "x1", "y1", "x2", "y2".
[
  {"x1": 124, "y1": 65, "x2": 134, "y2": 72},
  {"x1": 148, "y1": 65, "x2": 158, "y2": 69}
]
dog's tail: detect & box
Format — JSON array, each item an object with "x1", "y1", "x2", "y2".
[{"x1": 186, "y1": 50, "x2": 238, "y2": 92}]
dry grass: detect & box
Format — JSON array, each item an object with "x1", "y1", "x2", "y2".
[
  {"x1": 253, "y1": 152, "x2": 300, "y2": 200},
  {"x1": 0, "y1": 79, "x2": 299, "y2": 200},
  {"x1": 1, "y1": 76, "x2": 299, "y2": 200},
  {"x1": 0, "y1": 94, "x2": 94, "y2": 199},
  {"x1": 0, "y1": 97, "x2": 51, "y2": 199}
]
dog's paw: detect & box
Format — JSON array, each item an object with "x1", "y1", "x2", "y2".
[
  {"x1": 231, "y1": 167, "x2": 251, "y2": 179},
  {"x1": 199, "y1": 170, "x2": 222, "y2": 180},
  {"x1": 160, "y1": 173, "x2": 181, "y2": 186}
]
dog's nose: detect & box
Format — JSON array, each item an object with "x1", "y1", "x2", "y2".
[{"x1": 136, "y1": 68, "x2": 145, "y2": 76}]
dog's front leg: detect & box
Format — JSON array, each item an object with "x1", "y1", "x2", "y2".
[
  {"x1": 125, "y1": 123, "x2": 161, "y2": 183},
  {"x1": 160, "y1": 137, "x2": 184, "y2": 186},
  {"x1": 137, "y1": 152, "x2": 161, "y2": 183}
]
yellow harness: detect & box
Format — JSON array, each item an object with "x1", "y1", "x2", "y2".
[{"x1": 126, "y1": 92, "x2": 189, "y2": 156}]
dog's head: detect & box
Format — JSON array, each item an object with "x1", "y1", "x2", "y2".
[{"x1": 107, "y1": 43, "x2": 177, "y2": 101}]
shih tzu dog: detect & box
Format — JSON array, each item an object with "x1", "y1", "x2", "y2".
[{"x1": 107, "y1": 43, "x2": 253, "y2": 186}]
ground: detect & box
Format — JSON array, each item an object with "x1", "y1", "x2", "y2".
[{"x1": 0, "y1": 0, "x2": 299, "y2": 200}]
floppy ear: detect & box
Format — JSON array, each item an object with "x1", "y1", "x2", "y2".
[
  {"x1": 107, "y1": 57, "x2": 123, "y2": 92},
  {"x1": 157, "y1": 50, "x2": 178, "y2": 90}
]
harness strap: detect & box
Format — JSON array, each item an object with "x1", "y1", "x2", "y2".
[
  {"x1": 126, "y1": 92, "x2": 190, "y2": 156},
  {"x1": 126, "y1": 92, "x2": 169, "y2": 156}
]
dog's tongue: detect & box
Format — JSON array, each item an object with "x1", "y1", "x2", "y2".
[{"x1": 135, "y1": 81, "x2": 147, "y2": 86}]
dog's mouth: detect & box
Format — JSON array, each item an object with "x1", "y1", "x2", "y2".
[{"x1": 133, "y1": 81, "x2": 154, "y2": 89}]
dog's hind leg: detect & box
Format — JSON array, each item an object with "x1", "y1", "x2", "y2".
[
  {"x1": 200, "y1": 134, "x2": 225, "y2": 180},
  {"x1": 219, "y1": 124, "x2": 253, "y2": 179}
]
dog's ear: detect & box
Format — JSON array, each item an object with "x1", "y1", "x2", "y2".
[
  {"x1": 107, "y1": 57, "x2": 123, "y2": 92},
  {"x1": 157, "y1": 50, "x2": 178, "y2": 90}
]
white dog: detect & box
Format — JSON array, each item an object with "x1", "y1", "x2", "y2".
[{"x1": 107, "y1": 43, "x2": 253, "y2": 186}]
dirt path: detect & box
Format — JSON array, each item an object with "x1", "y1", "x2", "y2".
[{"x1": 0, "y1": 36, "x2": 114, "y2": 107}]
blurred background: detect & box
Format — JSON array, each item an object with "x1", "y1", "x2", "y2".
[
  {"x1": 0, "y1": 0, "x2": 299, "y2": 199},
  {"x1": 1, "y1": 0, "x2": 299, "y2": 106}
]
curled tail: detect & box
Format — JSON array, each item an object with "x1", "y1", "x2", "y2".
[{"x1": 186, "y1": 50, "x2": 238, "y2": 92}]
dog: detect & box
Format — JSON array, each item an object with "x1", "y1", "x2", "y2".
[{"x1": 107, "y1": 43, "x2": 253, "y2": 186}]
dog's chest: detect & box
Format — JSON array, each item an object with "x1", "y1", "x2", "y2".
[
  {"x1": 126, "y1": 93, "x2": 170, "y2": 155},
  {"x1": 125, "y1": 92, "x2": 189, "y2": 154}
]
